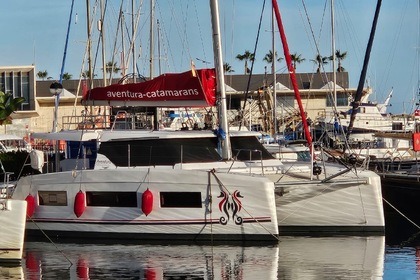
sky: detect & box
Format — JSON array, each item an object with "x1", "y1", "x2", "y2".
[{"x1": 1, "y1": 0, "x2": 418, "y2": 114}]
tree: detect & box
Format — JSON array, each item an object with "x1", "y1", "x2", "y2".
[
  {"x1": 0, "y1": 91, "x2": 25, "y2": 125},
  {"x1": 105, "y1": 61, "x2": 121, "y2": 74},
  {"x1": 37, "y1": 70, "x2": 48, "y2": 80},
  {"x1": 329, "y1": 50, "x2": 348, "y2": 72},
  {"x1": 62, "y1": 72, "x2": 72, "y2": 80},
  {"x1": 311, "y1": 54, "x2": 329, "y2": 73},
  {"x1": 236, "y1": 50, "x2": 255, "y2": 74},
  {"x1": 81, "y1": 70, "x2": 97, "y2": 79},
  {"x1": 223, "y1": 63, "x2": 234, "y2": 73},
  {"x1": 290, "y1": 53, "x2": 305, "y2": 70},
  {"x1": 263, "y1": 50, "x2": 283, "y2": 64}
]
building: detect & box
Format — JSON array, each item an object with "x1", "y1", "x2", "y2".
[{"x1": 1, "y1": 65, "x2": 357, "y2": 138}]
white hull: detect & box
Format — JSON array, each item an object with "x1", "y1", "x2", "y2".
[
  {"x1": 0, "y1": 199, "x2": 27, "y2": 262},
  {"x1": 13, "y1": 169, "x2": 278, "y2": 242},
  {"x1": 174, "y1": 161, "x2": 385, "y2": 233},
  {"x1": 29, "y1": 129, "x2": 385, "y2": 235},
  {"x1": 273, "y1": 165, "x2": 384, "y2": 233}
]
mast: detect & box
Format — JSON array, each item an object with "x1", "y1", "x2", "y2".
[
  {"x1": 150, "y1": 0, "x2": 155, "y2": 79},
  {"x1": 346, "y1": 0, "x2": 382, "y2": 139},
  {"x1": 132, "y1": 0, "x2": 136, "y2": 83},
  {"x1": 271, "y1": 0, "x2": 312, "y2": 149},
  {"x1": 272, "y1": 7, "x2": 277, "y2": 135},
  {"x1": 331, "y1": 0, "x2": 337, "y2": 108},
  {"x1": 210, "y1": 0, "x2": 231, "y2": 160},
  {"x1": 100, "y1": 0, "x2": 107, "y2": 86},
  {"x1": 86, "y1": 0, "x2": 94, "y2": 88}
]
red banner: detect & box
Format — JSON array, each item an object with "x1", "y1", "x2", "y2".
[{"x1": 82, "y1": 68, "x2": 216, "y2": 107}]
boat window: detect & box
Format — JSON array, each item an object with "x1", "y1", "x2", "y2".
[
  {"x1": 38, "y1": 191, "x2": 67, "y2": 206},
  {"x1": 86, "y1": 191, "x2": 138, "y2": 207},
  {"x1": 160, "y1": 192, "x2": 202, "y2": 208},
  {"x1": 99, "y1": 138, "x2": 222, "y2": 166},
  {"x1": 231, "y1": 136, "x2": 275, "y2": 160}
]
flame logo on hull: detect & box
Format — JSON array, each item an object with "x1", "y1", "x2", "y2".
[{"x1": 217, "y1": 190, "x2": 243, "y2": 225}]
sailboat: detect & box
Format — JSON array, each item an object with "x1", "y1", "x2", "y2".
[
  {"x1": 13, "y1": 0, "x2": 384, "y2": 237},
  {"x1": 11, "y1": 0, "x2": 279, "y2": 243}
]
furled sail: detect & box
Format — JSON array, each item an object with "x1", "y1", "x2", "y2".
[{"x1": 82, "y1": 68, "x2": 216, "y2": 107}]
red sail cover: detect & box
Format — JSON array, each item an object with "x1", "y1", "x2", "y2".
[{"x1": 82, "y1": 68, "x2": 216, "y2": 107}]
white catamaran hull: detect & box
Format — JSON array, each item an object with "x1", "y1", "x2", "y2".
[
  {"x1": 0, "y1": 199, "x2": 27, "y2": 262},
  {"x1": 13, "y1": 169, "x2": 278, "y2": 242},
  {"x1": 272, "y1": 164, "x2": 384, "y2": 234}
]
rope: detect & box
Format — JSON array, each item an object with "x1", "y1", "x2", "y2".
[
  {"x1": 26, "y1": 215, "x2": 73, "y2": 267},
  {"x1": 209, "y1": 169, "x2": 280, "y2": 241},
  {"x1": 383, "y1": 197, "x2": 420, "y2": 247}
]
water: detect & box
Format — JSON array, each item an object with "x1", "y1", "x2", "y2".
[{"x1": 1, "y1": 234, "x2": 418, "y2": 280}]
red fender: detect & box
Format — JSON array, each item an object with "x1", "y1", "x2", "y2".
[
  {"x1": 76, "y1": 258, "x2": 89, "y2": 279},
  {"x1": 25, "y1": 194, "x2": 36, "y2": 218},
  {"x1": 142, "y1": 189, "x2": 153, "y2": 216},
  {"x1": 74, "y1": 191, "x2": 86, "y2": 218}
]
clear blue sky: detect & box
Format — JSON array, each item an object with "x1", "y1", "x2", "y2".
[{"x1": 1, "y1": 0, "x2": 418, "y2": 114}]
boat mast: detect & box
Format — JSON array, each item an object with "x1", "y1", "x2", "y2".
[
  {"x1": 272, "y1": 7, "x2": 277, "y2": 135},
  {"x1": 331, "y1": 0, "x2": 337, "y2": 108},
  {"x1": 86, "y1": 0, "x2": 94, "y2": 88},
  {"x1": 132, "y1": 0, "x2": 136, "y2": 83},
  {"x1": 346, "y1": 0, "x2": 382, "y2": 139},
  {"x1": 100, "y1": 0, "x2": 107, "y2": 87},
  {"x1": 150, "y1": 0, "x2": 155, "y2": 79},
  {"x1": 271, "y1": 0, "x2": 312, "y2": 149},
  {"x1": 210, "y1": 0, "x2": 231, "y2": 160}
]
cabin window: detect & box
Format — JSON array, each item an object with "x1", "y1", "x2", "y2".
[
  {"x1": 160, "y1": 192, "x2": 202, "y2": 208},
  {"x1": 38, "y1": 191, "x2": 68, "y2": 206},
  {"x1": 86, "y1": 191, "x2": 138, "y2": 207}
]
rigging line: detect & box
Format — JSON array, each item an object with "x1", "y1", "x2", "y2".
[
  {"x1": 192, "y1": 0, "x2": 208, "y2": 64},
  {"x1": 107, "y1": 1, "x2": 124, "y2": 85},
  {"x1": 122, "y1": 1, "x2": 143, "y2": 77},
  {"x1": 375, "y1": 0, "x2": 410, "y2": 98},
  {"x1": 239, "y1": 0, "x2": 267, "y2": 130},
  {"x1": 155, "y1": 2, "x2": 176, "y2": 72},
  {"x1": 166, "y1": 0, "x2": 192, "y2": 70},
  {"x1": 59, "y1": 0, "x2": 76, "y2": 84}
]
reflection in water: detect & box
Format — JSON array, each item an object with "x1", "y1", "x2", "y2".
[
  {"x1": 278, "y1": 236, "x2": 385, "y2": 279},
  {"x1": 0, "y1": 236, "x2": 388, "y2": 279}
]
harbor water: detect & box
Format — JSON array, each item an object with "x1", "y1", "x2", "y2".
[{"x1": 1, "y1": 232, "x2": 419, "y2": 279}]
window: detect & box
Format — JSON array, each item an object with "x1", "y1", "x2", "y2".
[
  {"x1": 86, "y1": 191, "x2": 138, "y2": 207},
  {"x1": 160, "y1": 192, "x2": 202, "y2": 208},
  {"x1": 326, "y1": 92, "x2": 348, "y2": 107},
  {"x1": 38, "y1": 191, "x2": 67, "y2": 206}
]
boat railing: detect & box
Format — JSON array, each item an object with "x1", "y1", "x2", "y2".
[
  {"x1": 229, "y1": 149, "x2": 264, "y2": 175},
  {"x1": 62, "y1": 111, "x2": 153, "y2": 131}
]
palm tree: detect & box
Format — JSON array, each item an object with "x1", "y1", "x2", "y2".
[
  {"x1": 311, "y1": 54, "x2": 329, "y2": 73},
  {"x1": 329, "y1": 50, "x2": 348, "y2": 72},
  {"x1": 263, "y1": 50, "x2": 283, "y2": 64},
  {"x1": 62, "y1": 72, "x2": 72, "y2": 80},
  {"x1": 0, "y1": 91, "x2": 25, "y2": 125},
  {"x1": 37, "y1": 70, "x2": 48, "y2": 80},
  {"x1": 236, "y1": 50, "x2": 255, "y2": 74},
  {"x1": 105, "y1": 61, "x2": 121, "y2": 74},
  {"x1": 223, "y1": 63, "x2": 234, "y2": 73},
  {"x1": 81, "y1": 70, "x2": 97, "y2": 79},
  {"x1": 290, "y1": 53, "x2": 305, "y2": 70},
  {"x1": 335, "y1": 50, "x2": 347, "y2": 72}
]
